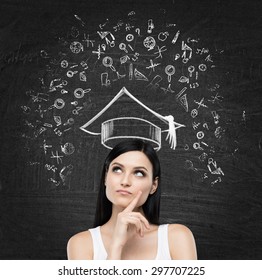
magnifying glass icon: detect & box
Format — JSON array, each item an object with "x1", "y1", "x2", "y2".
[
  {"x1": 193, "y1": 142, "x2": 203, "y2": 150},
  {"x1": 102, "y1": 56, "x2": 116, "y2": 72}
]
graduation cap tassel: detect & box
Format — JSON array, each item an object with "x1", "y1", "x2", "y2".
[{"x1": 163, "y1": 115, "x2": 177, "y2": 150}]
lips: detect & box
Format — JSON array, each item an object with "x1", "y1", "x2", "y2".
[{"x1": 116, "y1": 189, "x2": 132, "y2": 195}]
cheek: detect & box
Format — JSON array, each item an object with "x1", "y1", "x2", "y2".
[
  {"x1": 136, "y1": 183, "x2": 154, "y2": 204},
  {"x1": 105, "y1": 176, "x2": 115, "y2": 191},
  {"x1": 105, "y1": 183, "x2": 116, "y2": 204},
  {"x1": 105, "y1": 186, "x2": 111, "y2": 199},
  {"x1": 105, "y1": 173, "x2": 115, "y2": 187}
]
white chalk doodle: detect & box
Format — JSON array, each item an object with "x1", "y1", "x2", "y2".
[
  {"x1": 176, "y1": 93, "x2": 189, "y2": 112},
  {"x1": 54, "y1": 116, "x2": 62, "y2": 126},
  {"x1": 21, "y1": 11, "x2": 225, "y2": 187},
  {"x1": 188, "y1": 65, "x2": 195, "y2": 77},
  {"x1": 119, "y1": 43, "x2": 128, "y2": 53},
  {"x1": 72, "y1": 106, "x2": 83, "y2": 115},
  {"x1": 211, "y1": 177, "x2": 222, "y2": 186},
  {"x1": 165, "y1": 65, "x2": 176, "y2": 83},
  {"x1": 80, "y1": 61, "x2": 89, "y2": 69},
  {"x1": 80, "y1": 87, "x2": 185, "y2": 150},
  {"x1": 197, "y1": 131, "x2": 205, "y2": 140},
  {"x1": 176, "y1": 87, "x2": 187, "y2": 99},
  {"x1": 191, "y1": 109, "x2": 198, "y2": 118},
  {"x1": 199, "y1": 152, "x2": 208, "y2": 162},
  {"x1": 207, "y1": 158, "x2": 224, "y2": 176},
  {"x1": 146, "y1": 59, "x2": 161, "y2": 73},
  {"x1": 203, "y1": 122, "x2": 209, "y2": 130},
  {"x1": 51, "y1": 151, "x2": 64, "y2": 164},
  {"x1": 192, "y1": 122, "x2": 201, "y2": 130},
  {"x1": 126, "y1": 34, "x2": 134, "y2": 42},
  {"x1": 143, "y1": 36, "x2": 156, "y2": 51},
  {"x1": 61, "y1": 143, "x2": 75, "y2": 155},
  {"x1": 134, "y1": 68, "x2": 149, "y2": 81},
  {"x1": 61, "y1": 89, "x2": 68, "y2": 94},
  {"x1": 185, "y1": 160, "x2": 198, "y2": 172},
  {"x1": 154, "y1": 45, "x2": 167, "y2": 59},
  {"x1": 97, "y1": 31, "x2": 115, "y2": 44},
  {"x1": 74, "y1": 88, "x2": 91, "y2": 99},
  {"x1": 59, "y1": 165, "x2": 74, "y2": 185},
  {"x1": 172, "y1": 30, "x2": 180, "y2": 44},
  {"x1": 70, "y1": 41, "x2": 83, "y2": 54},
  {"x1": 194, "y1": 97, "x2": 208, "y2": 109},
  {"x1": 113, "y1": 71, "x2": 126, "y2": 81},
  {"x1": 181, "y1": 41, "x2": 192, "y2": 63},
  {"x1": 211, "y1": 111, "x2": 220, "y2": 124},
  {"x1": 161, "y1": 84, "x2": 175, "y2": 94},
  {"x1": 41, "y1": 140, "x2": 52, "y2": 154},
  {"x1": 67, "y1": 70, "x2": 78, "y2": 78},
  {"x1": 54, "y1": 127, "x2": 62, "y2": 136},
  {"x1": 79, "y1": 71, "x2": 87, "y2": 82},
  {"x1": 158, "y1": 32, "x2": 169, "y2": 41},
  {"x1": 74, "y1": 14, "x2": 85, "y2": 26},
  {"x1": 147, "y1": 75, "x2": 163, "y2": 90},
  {"x1": 92, "y1": 45, "x2": 105, "y2": 59},
  {"x1": 147, "y1": 19, "x2": 155, "y2": 33},
  {"x1": 179, "y1": 76, "x2": 190, "y2": 83},
  {"x1": 214, "y1": 126, "x2": 225, "y2": 139},
  {"x1": 101, "y1": 72, "x2": 111, "y2": 87},
  {"x1": 102, "y1": 43, "x2": 109, "y2": 52},
  {"x1": 61, "y1": 60, "x2": 69, "y2": 68},
  {"x1": 63, "y1": 118, "x2": 74, "y2": 126},
  {"x1": 102, "y1": 56, "x2": 116, "y2": 71},
  {"x1": 120, "y1": 55, "x2": 130, "y2": 64},
  {"x1": 135, "y1": 28, "x2": 141, "y2": 36},
  {"x1": 198, "y1": 63, "x2": 207, "y2": 71},
  {"x1": 190, "y1": 82, "x2": 199, "y2": 89},
  {"x1": 45, "y1": 164, "x2": 57, "y2": 173},
  {"x1": 208, "y1": 92, "x2": 223, "y2": 104},
  {"x1": 54, "y1": 98, "x2": 65, "y2": 109},
  {"x1": 193, "y1": 142, "x2": 204, "y2": 150}
]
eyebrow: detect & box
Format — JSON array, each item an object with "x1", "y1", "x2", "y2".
[{"x1": 111, "y1": 162, "x2": 148, "y2": 172}]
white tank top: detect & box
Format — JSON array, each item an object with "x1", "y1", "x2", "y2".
[{"x1": 89, "y1": 224, "x2": 171, "y2": 260}]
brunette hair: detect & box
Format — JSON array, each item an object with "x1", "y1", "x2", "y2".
[{"x1": 93, "y1": 139, "x2": 161, "y2": 227}]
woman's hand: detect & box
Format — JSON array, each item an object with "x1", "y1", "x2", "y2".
[{"x1": 107, "y1": 191, "x2": 150, "y2": 259}]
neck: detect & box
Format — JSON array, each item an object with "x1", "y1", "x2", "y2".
[{"x1": 105, "y1": 205, "x2": 145, "y2": 230}]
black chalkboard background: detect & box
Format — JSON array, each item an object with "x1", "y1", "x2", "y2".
[{"x1": 0, "y1": 0, "x2": 262, "y2": 260}]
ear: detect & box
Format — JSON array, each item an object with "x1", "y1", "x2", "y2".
[
  {"x1": 104, "y1": 172, "x2": 108, "y2": 187},
  {"x1": 150, "y1": 177, "x2": 158, "y2": 194}
]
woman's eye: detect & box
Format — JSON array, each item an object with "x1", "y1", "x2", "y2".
[
  {"x1": 112, "y1": 167, "x2": 122, "y2": 173},
  {"x1": 135, "y1": 170, "x2": 145, "y2": 177}
]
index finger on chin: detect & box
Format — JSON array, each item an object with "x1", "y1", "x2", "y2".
[{"x1": 123, "y1": 191, "x2": 142, "y2": 213}]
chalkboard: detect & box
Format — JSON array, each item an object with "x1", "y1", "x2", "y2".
[{"x1": 0, "y1": 0, "x2": 262, "y2": 259}]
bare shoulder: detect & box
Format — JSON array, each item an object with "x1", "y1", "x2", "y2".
[
  {"x1": 67, "y1": 230, "x2": 93, "y2": 260},
  {"x1": 168, "y1": 224, "x2": 197, "y2": 260},
  {"x1": 168, "y1": 224, "x2": 194, "y2": 236}
]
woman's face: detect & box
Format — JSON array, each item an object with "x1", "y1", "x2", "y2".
[{"x1": 105, "y1": 151, "x2": 158, "y2": 210}]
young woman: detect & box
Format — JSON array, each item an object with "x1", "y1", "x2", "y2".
[{"x1": 67, "y1": 139, "x2": 197, "y2": 260}]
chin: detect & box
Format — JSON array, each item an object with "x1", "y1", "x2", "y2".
[{"x1": 110, "y1": 197, "x2": 133, "y2": 209}]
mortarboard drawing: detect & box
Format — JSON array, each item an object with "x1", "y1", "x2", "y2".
[{"x1": 80, "y1": 87, "x2": 185, "y2": 151}]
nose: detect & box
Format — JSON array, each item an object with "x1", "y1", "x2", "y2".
[{"x1": 121, "y1": 173, "x2": 132, "y2": 187}]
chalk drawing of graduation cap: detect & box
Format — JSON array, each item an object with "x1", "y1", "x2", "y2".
[{"x1": 80, "y1": 87, "x2": 185, "y2": 151}]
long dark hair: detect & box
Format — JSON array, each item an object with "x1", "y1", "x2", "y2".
[{"x1": 93, "y1": 139, "x2": 161, "y2": 227}]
